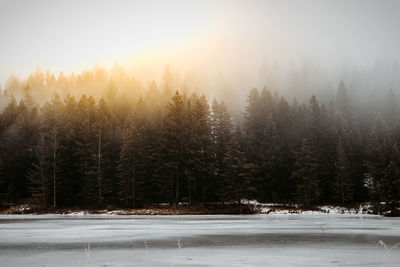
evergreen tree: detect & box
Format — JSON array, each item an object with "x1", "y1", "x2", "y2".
[
  {"x1": 383, "y1": 89, "x2": 398, "y2": 128},
  {"x1": 96, "y1": 97, "x2": 121, "y2": 205},
  {"x1": 185, "y1": 94, "x2": 213, "y2": 204},
  {"x1": 258, "y1": 113, "x2": 287, "y2": 201},
  {"x1": 244, "y1": 88, "x2": 263, "y2": 157},
  {"x1": 73, "y1": 95, "x2": 98, "y2": 205},
  {"x1": 291, "y1": 139, "x2": 320, "y2": 209},
  {"x1": 162, "y1": 91, "x2": 189, "y2": 206},
  {"x1": 211, "y1": 100, "x2": 232, "y2": 202},
  {"x1": 244, "y1": 88, "x2": 288, "y2": 201},
  {"x1": 144, "y1": 107, "x2": 164, "y2": 204},
  {"x1": 334, "y1": 131, "x2": 353, "y2": 204},
  {"x1": 308, "y1": 95, "x2": 336, "y2": 203},
  {"x1": 27, "y1": 134, "x2": 50, "y2": 206},
  {"x1": 221, "y1": 135, "x2": 254, "y2": 211},
  {"x1": 211, "y1": 100, "x2": 252, "y2": 203},
  {"x1": 40, "y1": 93, "x2": 63, "y2": 207},
  {"x1": 335, "y1": 80, "x2": 351, "y2": 118},
  {"x1": 0, "y1": 75, "x2": 399, "y2": 211},
  {"x1": 365, "y1": 119, "x2": 396, "y2": 210},
  {"x1": 58, "y1": 94, "x2": 82, "y2": 205},
  {"x1": 379, "y1": 161, "x2": 400, "y2": 215},
  {"x1": 117, "y1": 116, "x2": 145, "y2": 207},
  {"x1": 3, "y1": 101, "x2": 40, "y2": 202}
]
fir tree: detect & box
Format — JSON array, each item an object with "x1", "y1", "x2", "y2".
[
  {"x1": 335, "y1": 80, "x2": 351, "y2": 118},
  {"x1": 365, "y1": 119, "x2": 396, "y2": 209},
  {"x1": 189, "y1": 95, "x2": 213, "y2": 204},
  {"x1": 335, "y1": 132, "x2": 353, "y2": 204},
  {"x1": 117, "y1": 116, "x2": 137, "y2": 207},
  {"x1": 162, "y1": 91, "x2": 189, "y2": 206},
  {"x1": 221, "y1": 135, "x2": 254, "y2": 211},
  {"x1": 379, "y1": 161, "x2": 400, "y2": 215},
  {"x1": 27, "y1": 134, "x2": 50, "y2": 206},
  {"x1": 291, "y1": 139, "x2": 319, "y2": 209}
]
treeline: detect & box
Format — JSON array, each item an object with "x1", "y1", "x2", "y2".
[{"x1": 0, "y1": 80, "x2": 399, "y2": 212}]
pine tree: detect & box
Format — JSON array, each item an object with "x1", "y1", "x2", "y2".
[
  {"x1": 335, "y1": 80, "x2": 351, "y2": 118},
  {"x1": 117, "y1": 116, "x2": 137, "y2": 207},
  {"x1": 379, "y1": 161, "x2": 400, "y2": 215},
  {"x1": 291, "y1": 139, "x2": 319, "y2": 209},
  {"x1": 221, "y1": 135, "x2": 254, "y2": 211},
  {"x1": 244, "y1": 87, "x2": 275, "y2": 161},
  {"x1": 211, "y1": 100, "x2": 252, "y2": 203},
  {"x1": 211, "y1": 100, "x2": 231, "y2": 202},
  {"x1": 3, "y1": 101, "x2": 40, "y2": 202},
  {"x1": 365, "y1": 119, "x2": 396, "y2": 209},
  {"x1": 161, "y1": 66, "x2": 175, "y2": 106},
  {"x1": 162, "y1": 91, "x2": 189, "y2": 206},
  {"x1": 308, "y1": 95, "x2": 336, "y2": 203},
  {"x1": 74, "y1": 95, "x2": 98, "y2": 205},
  {"x1": 58, "y1": 94, "x2": 82, "y2": 205},
  {"x1": 189, "y1": 95, "x2": 213, "y2": 204},
  {"x1": 335, "y1": 132, "x2": 353, "y2": 204},
  {"x1": 40, "y1": 93, "x2": 63, "y2": 207},
  {"x1": 244, "y1": 88, "x2": 263, "y2": 157},
  {"x1": 23, "y1": 85, "x2": 35, "y2": 109},
  {"x1": 27, "y1": 134, "x2": 50, "y2": 206},
  {"x1": 244, "y1": 88, "x2": 289, "y2": 202},
  {"x1": 258, "y1": 113, "x2": 287, "y2": 201},
  {"x1": 383, "y1": 89, "x2": 398, "y2": 128},
  {"x1": 144, "y1": 105, "x2": 165, "y2": 204},
  {"x1": 2, "y1": 71, "x2": 400, "y2": 210},
  {"x1": 96, "y1": 97, "x2": 120, "y2": 205}
]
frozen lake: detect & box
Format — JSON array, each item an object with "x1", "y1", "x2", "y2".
[{"x1": 0, "y1": 214, "x2": 399, "y2": 266}]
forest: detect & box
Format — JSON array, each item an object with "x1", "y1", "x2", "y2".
[{"x1": 0, "y1": 67, "x2": 399, "y2": 214}]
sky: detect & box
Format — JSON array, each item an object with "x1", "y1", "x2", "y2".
[{"x1": 0, "y1": 0, "x2": 400, "y2": 87}]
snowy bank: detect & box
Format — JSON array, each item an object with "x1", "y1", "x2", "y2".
[{"x1": 1, "y1": 201, "x2": 376, "y2": 216}]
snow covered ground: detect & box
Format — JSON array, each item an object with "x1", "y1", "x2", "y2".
[
  {"x1": 240, "y1": 199, "x2": 374, "y2": 215},
  {"x1": 0, "y1": 214, "x2": 399, "y2": 266},
  {"x1": 259, "y1": 204, "x2": 374, "y2": 215}
]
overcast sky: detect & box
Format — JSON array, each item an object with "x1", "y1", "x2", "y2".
[{"x1": 0, "y1": 0, "x2": 399, "y2": 86}]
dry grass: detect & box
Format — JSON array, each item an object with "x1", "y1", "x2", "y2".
[{"x1": 0, "y1": 203, "x2": 258, "y2": 215}]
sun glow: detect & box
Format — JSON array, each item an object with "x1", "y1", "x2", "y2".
[
  {"x1": 0, "y1": 0, "x2": 219, "y2": 84},
  {"x1": 1, "y1": 0, "x2": 399, "y2": 97}
]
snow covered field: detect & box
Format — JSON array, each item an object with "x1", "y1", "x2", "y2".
[{"x1": 0, "y1": 214, "x2": 399, "y2": 266}]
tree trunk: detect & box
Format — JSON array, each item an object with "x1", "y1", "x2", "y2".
[
  {"x1": 98, "y1": 129, "x2": 102, "y2": 206},
  {"x1": 132, "y1": 165, "x2": 135, "y2": 208},
  {"x1": 304, "y1": 187, "x2": 308, "y2": 209},
  {"x1": 175, "y1": 167, "x2": 179, "y2": 208},
  {"x1": 53, "y1": 128, "x2": 56, "y2": 208},
  {"x1": 201, "y1": 175, "x2": 205, "y2": 206},
  {"x1": 40, "y1": 161, "x2": 46, "y2": 207},
  {"x1": 341, "y1": 182, "x2": 345, "y2": 205},
  {"x1": 188, "y1": 178, "x2": 192, "y2": 205},
  {"x1": 239, "y1": 185, "x2": 242, "y2": 214},
  {"x1": 41, "y1": 161, "x2": 46, "y2": 207}
]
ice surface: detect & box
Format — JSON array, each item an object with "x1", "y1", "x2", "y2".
[{"x1": 0, "y1": 214, "x2": 399, "y2": 266}]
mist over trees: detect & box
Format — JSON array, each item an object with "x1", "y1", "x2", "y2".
[
  {"x1": 2, "y1": 59, "x2": 400, "y2": 117},
  {"x1": 0, "y1": 64, "x2": 400, "y2": 213}
]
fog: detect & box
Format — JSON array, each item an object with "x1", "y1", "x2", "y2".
[
  {"x1": 1, "y1": 1, "x2": 400, "y2": 220},
  {"x1": 0, "y1": 0, "x2": 400, "y2": 113}
]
